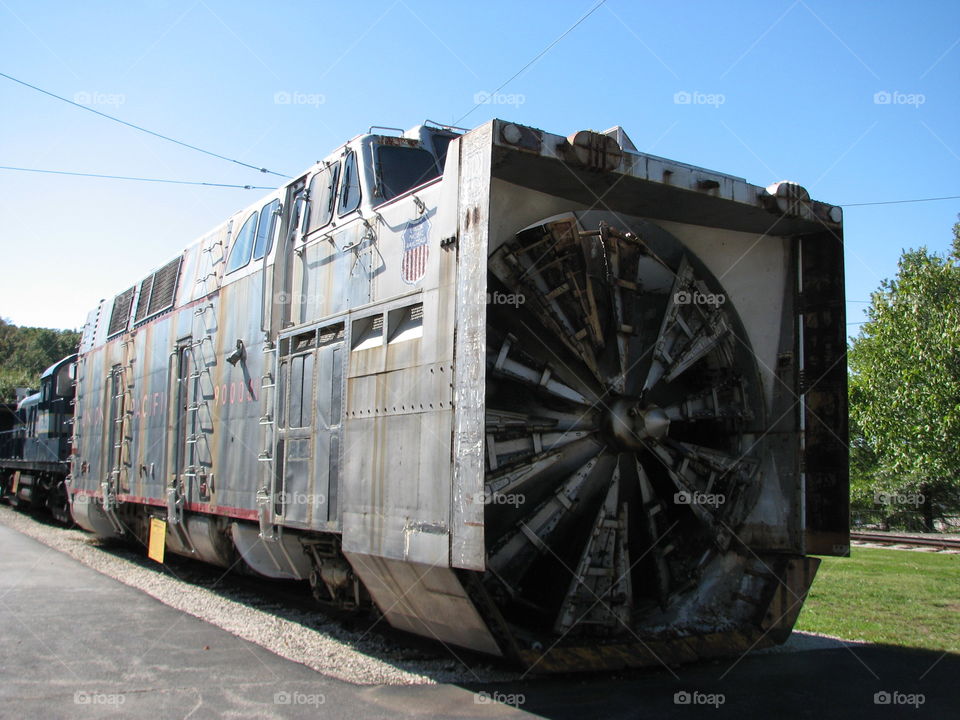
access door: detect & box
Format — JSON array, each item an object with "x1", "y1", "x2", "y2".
[{"x1": 275, "y1": 321, "x2": 345, "y2": 529}]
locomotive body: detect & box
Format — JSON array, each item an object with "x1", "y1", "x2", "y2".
[
  {"x1": 69, "y1": 119, "x2": 848, "y2": 671},
  {"x1": 0, "y1": 354, "x2": 76, "y2": 521}
]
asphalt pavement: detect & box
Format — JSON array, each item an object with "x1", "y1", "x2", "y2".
[{"x1": 0, "y1": 522, "x2": 956, "y2": 719}]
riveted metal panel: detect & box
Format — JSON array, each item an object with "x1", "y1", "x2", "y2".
[{"x1": 339, "y1": 174, "x2": 457, "y2": 564}]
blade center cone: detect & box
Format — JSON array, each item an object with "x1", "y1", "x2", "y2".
[{"x1": 606, "y1": 398, "x2": 670, "y2": 450}]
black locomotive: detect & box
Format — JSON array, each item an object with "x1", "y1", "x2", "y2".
[{"x1": 0, "y1": 354, "x2": 76, "y2": 523}]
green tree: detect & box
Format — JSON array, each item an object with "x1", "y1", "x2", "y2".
[
  {"x1": 0, "y1": 318, "x2": 80, "y2": 402},
  {"x1": 848, "y1": 219, "x2": 960, "y2": 530}
]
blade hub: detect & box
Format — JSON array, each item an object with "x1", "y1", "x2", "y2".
[{"x1": 607, "y1": 399, "x2": 670, "y2": 449}]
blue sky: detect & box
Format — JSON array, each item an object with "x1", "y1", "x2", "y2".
[{"x1": 1, "y1": 0, "x2": 957, "y2": 336}]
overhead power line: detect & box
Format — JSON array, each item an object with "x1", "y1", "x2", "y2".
[
  {"x1": 455, "y1": 0, "x2": 608, "y2": 125},
  {"x1": 842, "y1": 194, "x2": 960, "y2": 207},
  {"x1": 0, "y1": 165, "x2": 274, "y2": 190},
  {"x1": 0, "y1": 70, "x2": 290, "y2": 178}
]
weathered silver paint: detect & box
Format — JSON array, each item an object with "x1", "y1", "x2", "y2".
[{"x1": 69, "y1": 119, "x2": 847, "y2": 670}]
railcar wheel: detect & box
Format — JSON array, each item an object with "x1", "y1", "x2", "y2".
[{"x1": 47, "y1": 479, "x2": 72, "y2": 525}]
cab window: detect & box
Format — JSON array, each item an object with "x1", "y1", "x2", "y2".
[
  {"x1": 376, "y1": 145, "x2": 439, "y2": 203},
  {"x1": 431, "y1": 133, "x2": 455, "y2": 171},
  {"x1": 303, "y1": 163, "x2": 340, "y2": 234},
  {"x1": 226, "y1": 211, "x2": 259, "y2": 274},
  {"x1": 253, "y1": 199, "x2": 280, "y2": 261},
  {"x1": 338, "y1": 151, "x2": 361, "y2": 216}
]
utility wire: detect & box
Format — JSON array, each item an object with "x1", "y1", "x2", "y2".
[
  {"x1": 6, "y1": 161, "x2": 955, "y2": 206},
  {"x1": 842, "y1": 194, "x2": 960, "y2": 207},
  {"x1": 0, "y1": 165, "x2": 274, "y2": 190},
  {"x1": 0, "y1": 70, "x2": 290, "y2": 178},
  {"x1": 454, "y1": 0, "x2": 608, "y2": 125}
]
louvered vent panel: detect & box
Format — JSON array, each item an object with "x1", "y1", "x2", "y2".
[
  {"x1": 134, "y1": 276, "x2": 153, "y2": 323},
  {"x1": 107, "y1": 287, "x2": 135, "y2": 337},
  {"x1": 147, "y1": 257, "x2": 182, "y2": 317}
]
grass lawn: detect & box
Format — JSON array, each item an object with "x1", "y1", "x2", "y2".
[{"x1": 795, "y1": 547, "x2": 960, "y2": 653}]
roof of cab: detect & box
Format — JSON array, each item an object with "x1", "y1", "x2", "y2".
[{"x1": 40, "y1": 353, "x2": 77, "y2": 381}]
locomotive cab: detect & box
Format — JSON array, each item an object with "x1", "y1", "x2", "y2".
[{"x1": 18, "y1": 355, "x2": 75, "y2": 464}]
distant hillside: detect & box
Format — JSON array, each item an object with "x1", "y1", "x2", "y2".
[{"x1": 0, "y1": 318, "x2": 80, "y2": 403}]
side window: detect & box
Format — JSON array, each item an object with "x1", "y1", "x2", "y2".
[
  {"x1": 338, "y1": 151, "x2": 361, "y2": 217},
  {"x1": 226, "y1": 211, "x2": 259, "y2": 274},
  {"x1": 253, "y1": 199, "x2": 280, "y2": 261},
  {"x1": 303, "y1": 163, "x2": 341, "y2": 235},
  {"x1": 432, "y1": 133, "x2": 455, "y2": 171}
]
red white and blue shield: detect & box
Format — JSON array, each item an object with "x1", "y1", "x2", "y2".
[{"x1": 401, "y1": 217, "x2": 430, "y2": 285}]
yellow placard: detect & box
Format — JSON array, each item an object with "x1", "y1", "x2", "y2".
[{"x1": 148, "y1": 517, "x2": 166, "y2": 563}]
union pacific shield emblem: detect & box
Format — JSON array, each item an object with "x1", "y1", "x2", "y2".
[{"x1": 401, "y1": 217, "x2": 430, "y2": 285}]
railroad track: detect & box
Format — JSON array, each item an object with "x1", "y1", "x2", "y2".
[{"x1": 850, "y1": 531, "x2": 960, "y2": 550}]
